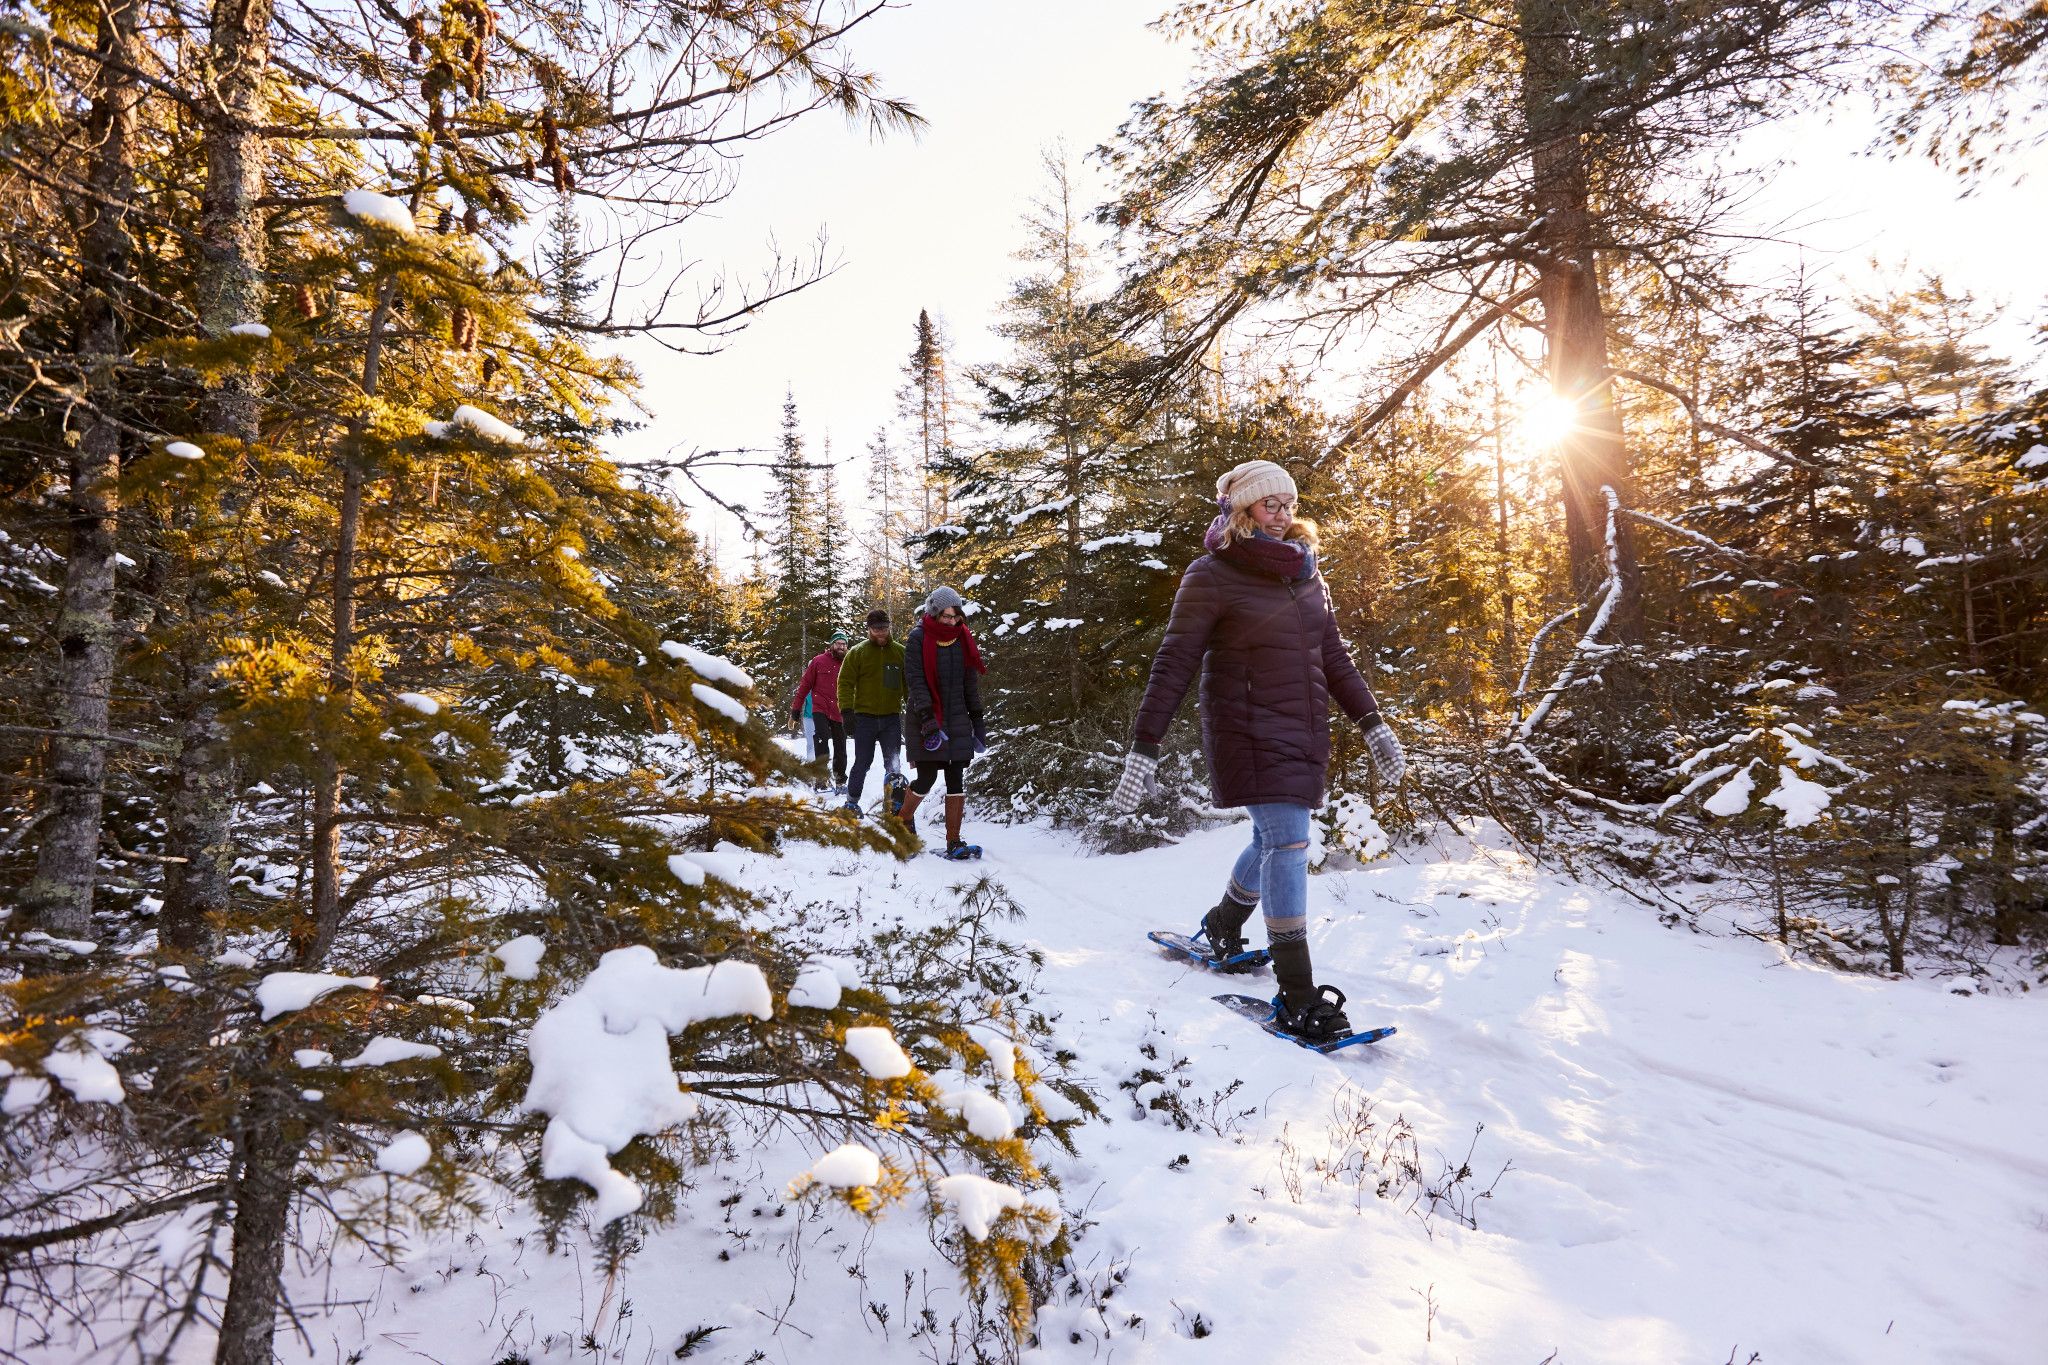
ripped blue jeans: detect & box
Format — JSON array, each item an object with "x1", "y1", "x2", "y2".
[{"x1": 1226, "y1": 802, "x2": 1311, "y2": 945}]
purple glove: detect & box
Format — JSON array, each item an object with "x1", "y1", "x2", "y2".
[{"x1": 924, "y1": 727, "x2": 948, "y2": 753}]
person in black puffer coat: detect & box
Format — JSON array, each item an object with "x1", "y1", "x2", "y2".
[
  {"x1": 901, "y1": 585, "x2": 988, "y2": 856},
  {"x1": 1110, "y1": 460, "x2": 1407, "y2": 1042}
]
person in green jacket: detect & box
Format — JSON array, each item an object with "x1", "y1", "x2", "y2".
[{"x1": 838, "y1": 607, "x2": 908, "y2": 813}]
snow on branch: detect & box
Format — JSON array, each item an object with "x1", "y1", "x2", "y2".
[
  {"x1": 1616, "y1": 506, "x2": 1748, "y2": 561},
  {"x1": 1512, "y1": 486, "x2": 1624, "y2": 742}
]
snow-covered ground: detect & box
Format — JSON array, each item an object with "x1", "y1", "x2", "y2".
[{"x1": 277, "y1": 812, "x2": 2046, "y2": 1365}]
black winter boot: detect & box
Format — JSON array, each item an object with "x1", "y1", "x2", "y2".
[
  {"x1": 1273, "y1": 984, "x2": 1353, "y2": 1042},
  {"x1": 1198, "y1": 893, "x2": 1256, "y2": 961}
]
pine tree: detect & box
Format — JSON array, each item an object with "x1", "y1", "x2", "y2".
[{"x1": 898, "y1": 309, "x2": 956, "y2": 532}]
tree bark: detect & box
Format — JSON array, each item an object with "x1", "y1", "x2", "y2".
[
  {"x1": 1516, "y1": 0, "x2": 1641, "y2": 633},
  {"x1": 162, "y1": 0, "x2": 279, "y2": 954},
  {"x1": 213, "y1": 1118, "x2": 307, "y2": 1365},
  {"x1": 23, "y1": 0, "x2": 145, "y2": 940}
]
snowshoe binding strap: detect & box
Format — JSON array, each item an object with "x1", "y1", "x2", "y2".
[{"x1": 1276, "y1": 985, "x2": 1352, "y2": 1042}]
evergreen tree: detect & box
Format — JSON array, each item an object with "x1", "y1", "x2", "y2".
[{"x1": 898, "y1": 308, "x2": 957, "y2": 532}]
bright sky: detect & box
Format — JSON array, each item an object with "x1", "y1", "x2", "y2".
[{"x1": 609, "y1": 2, "x2": 2048, "y2": 568}]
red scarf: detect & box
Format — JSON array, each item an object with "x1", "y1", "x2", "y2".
[{"x1": 919, "y1": 614, "x2": 986, "y2": 729}]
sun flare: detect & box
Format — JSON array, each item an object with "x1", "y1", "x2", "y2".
[{"x1": 1521, "y1": 393, "x2": 1581, "y2": 450}]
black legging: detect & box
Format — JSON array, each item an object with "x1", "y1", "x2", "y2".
[{"x1": 911, "y1": 760, "x2": 966, "y2": 795}]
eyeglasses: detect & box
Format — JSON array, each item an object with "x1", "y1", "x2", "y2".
[{"x1": 1256, "y1": 497, "x2": 1298, "y2": 515}]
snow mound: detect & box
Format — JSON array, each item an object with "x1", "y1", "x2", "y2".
[
  {"x1": 1703, "y1": 762, "x2": 1757, "y2": 817},
  {"x1": 788, "y1": 962, "x2": 842, "y2": 1010},
  {"x1": 843, "y1": 1026, "x2": 911, "y2": 1080},
  {"x1": 938, "y1": 1088, "x2": 1015, "y2": 1140},
  {"x1": 691, "y1": 682, "x2": 749, "y2": 725},
  {"x1": 342, "y1": 188, "x2": 415, "y2": 234},
  {"x1": 1760, "y1": 765, "x2": 1832, "y2": 829},
  {"x1": 164, "y1": 441, "x2": 205, "y2": 461},
  {"x1": 521, "y1": 947, "x2": 773, "y2": 1225},
  {"x1": 255, "y1": 971, "x2": 378, "y2": 1021},
  {"x1": 340, "y1": 1037, "x2": 442, "y2": 1068},
  {"x1": 666, "y1": 853, "x2": 706, "y2": 887},
  {"x1": 425, "y1": 404, "x2": 524, "y2": 445},
  {"x1": 43, "y1": 1028, "x2": 129, "y2": 1105},
  {"x1": 492, "y1": 934, "x2": 545, "y2": 980},
  {"x1": 2, "y1": 1076, "x2": 50, "y2": 1116},
  {"x1": 395, "y1": 692, "x2": 440, "y2": 716},
  {"x1": 660, "y1": 640, "x2": 754, "y2": 689},
  {"x1": 375, "y1": 1131, "x2": 432, "y2": 1176},
  {"x1": 806, "y1": 1143, "x2": 882, "y2": 1189},
  {"x1": 934, "y1": 1173, "x2": 1025, "y2": 1240}
]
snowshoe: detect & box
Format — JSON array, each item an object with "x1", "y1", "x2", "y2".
[
  {"x1": 939, "y1": 841, "x2": 983, "y2": 861},
  {"x1": 1148, "y1": 929, "x2": 1270, "y2": 973},
  {"x1": 1213, "y1": 990, "x2": 1396, "y2": 1055}
]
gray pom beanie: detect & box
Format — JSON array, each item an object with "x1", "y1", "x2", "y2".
[{"x1": 922, "y1": 585, "x2": 966, "y2": 617}]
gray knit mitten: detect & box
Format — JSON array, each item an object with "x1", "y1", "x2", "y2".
[
  {"x1": 1111, "y1": 745, "x2": 1160, "y2": 814},
  {"x1": 1361, "y1": 718, "x2": 1407, "y2": 785}
]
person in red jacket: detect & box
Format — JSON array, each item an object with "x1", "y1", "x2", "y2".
[
  {"x1": 791, "y1": 631, "x2": 850, "y2": 790},
  {"x1": 1110, "y1": 460, "x2": 1406, "y2": 1043}
]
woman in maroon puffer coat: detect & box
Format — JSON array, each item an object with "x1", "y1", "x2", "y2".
[{"x1": 1111, "y1": 459, "x2": 1407, "y2": 1042}]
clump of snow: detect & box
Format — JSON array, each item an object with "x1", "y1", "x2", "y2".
[
  {"x1": 788, "y1": 962, "x2": 842, "y2": 1010},
  {"x1": 805, "y1": 1143, "x2": 882, "y2": 1189},
  {"x1": 425, "y1": 404, "x2": 525, "y2": 445},
  {"x1": 521, "y1": 947, "x2": 773, "y2": 1226},
  {"x1": 294, "y1": 1049, "x2": 334, "y2": 1069},
  {"x1": 938, "y1": 1088, "x2": 1015, "y2": 1140},
  {"x1": 1760, "y1": 765, "x2": 1832, "y2": 829},
  {"x1": 935, "y1": 1173, "x2": 1026, "y2": 1240},
  {"x1": 395, "y1": 691, "x2": 441, "y2": 716},
  {"x1": 492, "y1": 934, "x2": 545, "y2": 980},
  {"x1": 339, "y1": 1036, "x2": 442, "y2": 1068},
  {"x1": 228, "y1": 322, "x2": 272, "y2": 339},
  {"x1": 42, "y1": 1029, "x2": 129, "y2": 1104},
  {"x1": 164, "y1": 441, "x2": 205, "y2": 461},
  {"x1": 1703, "y1": 762, "x2": 1757, "y2": 818},
  {"x1": 2, "y1": 1076, "x2": 50, "y2": 1116},
  {"x1": 20, "y1": 931, "x2": 97, "y2": 954},
  {"x1": 255, "y1": 972, "x2": 378, "y2": 1021},
  {"x1": 214, "y1": 948, "x2": 258, "y2": 968},
  {"x1": 660, "y1": 640, "x2": 754, "y2": 689},
  {"x1": 375, "y1": 1130, "x2": 432, "y2": 1176},
  {"x1": 666, "y1": 853, "x2": 706, "y2": 887},
  {"x1": 970, "y1": 1028, "x2": 1017, "y2": 1081},
  {"x1": 692, "y1": 683, "x2": 749, "y2": 725},
  {"x1": 342, "y1": 188, "x2": 416, "y2": 234},
  {"x1": 843, "y1": 1026, "x2": 911, "y2": 1080}
]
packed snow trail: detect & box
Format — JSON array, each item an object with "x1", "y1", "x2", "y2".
[{"x1": 241, "y1": 815, "x2": 2043, "y2": 1365}]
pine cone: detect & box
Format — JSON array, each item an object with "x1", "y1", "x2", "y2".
[
  {"x1": 437, "y1": 206, "x2": 453, "y2": 233},
  {"x1": 462, "y1": 204, "x2": 480, "y2": 234},
  {"x1": 481, "y1": 353, "x2": 499, "y2": 383},
  {"x1": 294, "y1": 284, "x2": 317, "y2": 318}
]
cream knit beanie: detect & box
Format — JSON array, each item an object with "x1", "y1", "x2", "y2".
[{"x1": 1216, "y1": 459, "x2": 1298, "y2": 512}]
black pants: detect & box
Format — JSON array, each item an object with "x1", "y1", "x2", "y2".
[
  {"x1": 911, "y1": 759, "x2": 967, "y2": 795},
  {"x1": 810, "y1": 714, "x2": 846, "y2": 782},
  {"x1": 846, "y1": 712, "x2": 901, "y2": 802}
]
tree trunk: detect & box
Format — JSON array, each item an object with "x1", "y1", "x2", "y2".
[
  {"x1": 1517, "y1": 0, "x2": 1641, "y2": 633},
  {"x1": 213, "y1": 1118, "x2": 308, "y2": 1365},
  {"x1": 162, "y1": 0, "x2": 279, "y2": 954},
  {"x1": 294, "y1": 278, "x2": 394, "y2": 966},
  {"x1": 22, "y1": 0, "x2": 144, "y2": 940}
]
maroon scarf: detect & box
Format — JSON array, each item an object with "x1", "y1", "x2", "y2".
[
  {"x1": 919, "y1": 614, "x2": 986, "y2": 729},
  {"x1": 1204, "y1": 513, "x2": 1316, "y2": 581}
]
